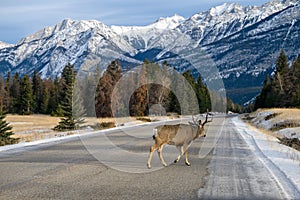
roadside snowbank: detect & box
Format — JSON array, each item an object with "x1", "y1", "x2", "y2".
[{"x1": 233, "y1": 117, "x2": 300, "y2": 199}]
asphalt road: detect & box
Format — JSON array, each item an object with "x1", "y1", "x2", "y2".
[{"x1": 0, "y1": 116, "x2": 290, "y2": 199}]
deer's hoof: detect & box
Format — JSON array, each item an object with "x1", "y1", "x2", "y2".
[
  {"x1": 174, "y1": 159, "x2": 178, "y2": 163},
  {"x1": 185, "y1": 162, "x2": 191, "y2": 166},
  {"x1": 163, "y1": 163, "x2": 167, "y2": 167},
  {"x1": 147, "y1": 164, "x2": 151, "y2": 169}
]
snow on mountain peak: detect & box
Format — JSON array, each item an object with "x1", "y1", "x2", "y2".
[
  {"x1": 152, "y1": 14, "x2": 185, "y2": 29},
  {"x1": 209, "y1": 3, "x2": 243, "y2": 16},
  {"x1": 0, "y1": 41, "x2": 13, "y2": 49}
]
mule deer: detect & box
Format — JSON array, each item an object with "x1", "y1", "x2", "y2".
[{"x1": 147, "y1": 113, "x2": 212, "y2": 168}]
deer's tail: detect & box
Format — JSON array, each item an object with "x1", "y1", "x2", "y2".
[{"x1": 152, "y1": 128, "x2": 158, "y2": 140}]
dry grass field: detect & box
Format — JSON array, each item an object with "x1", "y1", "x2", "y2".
[
  {"x1": 6, "y1": 114, "x2": 174, "y2": 143},
  {"x1": 7, "y1": 114, "x2": 61, "y2": 142},
  {"x1": 247, "y1": 108, "x2": 300, "y2": 129},
  {"x1": 263, "y1": 108, "x2": 300, "y2": 122}
]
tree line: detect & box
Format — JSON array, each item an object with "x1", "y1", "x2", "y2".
[
  {"x1": 0, "y1": 69, "x2": 60, "y2": 115},
  {"x1": 0, "y1": 63, "x2": 82, "y2": 145},
  {"x1": 255, "y1": 50, "x2": 300, "y2": 109},
  {"x1": 94, "y1": 60, "x2": 212, "y2": 117},
  {"x1": 0, "y1": 60, "x2": 214, "y2": 145}
]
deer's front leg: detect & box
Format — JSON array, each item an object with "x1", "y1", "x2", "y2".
[
  {"x1": 185, "y1": 150, "x2": 190, "y2": 166},
  {"x1": 174, "y1": 146, "x2": 183, "y2": 163},
  {"x1": 183, "y1": 143, "x2": 191, "y2": 166}
]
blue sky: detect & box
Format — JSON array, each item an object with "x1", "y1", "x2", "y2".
[{"x1": 0, "y1": 0, "x2": 270, "y2": 44}]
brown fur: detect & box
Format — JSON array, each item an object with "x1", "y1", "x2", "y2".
[{"x1": 147, "y1": 118, "x2": 209, "y2": 168}]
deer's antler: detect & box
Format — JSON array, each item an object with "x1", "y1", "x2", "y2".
[{"x1": 202, "y1": 112, "x2": 213, "y2": 127}]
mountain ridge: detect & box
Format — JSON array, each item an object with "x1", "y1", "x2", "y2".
[{"x1": 0, "y1": 0, "x2": 299, "y2": 104}]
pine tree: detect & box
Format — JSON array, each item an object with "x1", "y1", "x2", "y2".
[
  {"x1": 168, "y1": 68, "x2": 181, "y2": 114},
  {"x1": 48, "y1": 77, "x2": 60, "y2": 116},
  {"x1": 255, "y1": 51, "x2": 300, "y2": 109},
  {"x1": 0, "y1": 112, "x2": 18, "y2": 146},
  {"x1": 32, "y1": 69, "x2": 43, "y2": 113},
  {"x1": 54, "y1": 63, "x2": 79, "y2": 131},
  {"x1": 196, "y1": 75, "x2": 211, "y2": 113},
  {"x1": 168, "y1": 91, "x2": 181, "y2": 114},
  {"x1": 273, "y1": 49, "x2": 289, "y2": 106},
  {"x1": 19, "y1": 75, "x2": 33, "y2": 115},
  {"x1": 41, "y1": 86, "x2": 50, "y2": 114},
  {"x1": 73, "y1": 80, "x2": 86, "y2": 126},
  {"x1": 0, "y1": 76, "x2": 8, "y2": 113},
  {"x1": 4, "y1": 72, "x2": 11, "y2": 111},
  {"x1": 9, "y1": 73, "x2": 20, "y2": 113},
  {"x1": 291, "y1": 55, "x2": 300, "y2": 107},
  {"x1": 182, "y1": 70, "x2": 199, "y2": 114},
  {"x1": 255, "y1": 75, "x2": 272, "y2": 109}
]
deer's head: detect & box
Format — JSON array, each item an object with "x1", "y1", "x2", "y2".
[{"x1": 190, "y1": 112, "x2": 213, "y2": 138}]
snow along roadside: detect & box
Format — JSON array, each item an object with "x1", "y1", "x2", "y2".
[
  {"x1": 0, "y1": 117, "x2": 184, "y2": 153},
  {"x1": 232, "y1": 117, "x2": 300, "y2": 199}
]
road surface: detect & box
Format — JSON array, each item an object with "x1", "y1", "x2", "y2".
[{"x1": 0, "y1": 116, "x2": 293, "y2": 199}]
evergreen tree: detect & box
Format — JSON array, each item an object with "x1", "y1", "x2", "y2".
[
  {"x1": 54, "y1": 63, "x2": 80, "y2": 131},
  {"x1": 168, "y1": 68, "x2": 181, "y2": 114},
  {"x1": 4, "y1": 72, "x2": 11, "y2": 111},
  {"x1": 19, "y1": 75, "x2": 33, "y2": 115},
  {"x1": 276, "y1": 49, "x2": 289, "y2": 75},
  {"x1": 255, "y1": 51, "x2": 300, "y2": 109},
  {"x1": 290, "y1": 55, "x2": 300, "y2": 107},
  {"x1": 0, "y1": 112, "x2": 18, "y2": 146},
  {"x1": 0, "y1": 76, "x2": 8, "y2": 113},
  {"x1": 182, "y1": 70, "x2": 199, "y2": 114},
  {"x1": 196, "y1": 75, "x2": 211, "y2": 113},
  {"x1": 168, "y1": 91, "x2": 181, "y2": 114},
  {"x1": 273, "y1": 49, "x2": 289, "y2": 106},
  {"x1": 32, "y1": 69, "x2": 43, "y2": 113},
  {"x1": 48, "y1": 77, "x2": 60, "y2": 116},
  {"x1": 255, "y1": 75, "x2": 272, "y2": 109},
  {"x1": 9, "y1": 73, "x2": 20, "y2": 113},
  {"x1": 41, "y1": 85, "x2": 50, "y2": 114}
]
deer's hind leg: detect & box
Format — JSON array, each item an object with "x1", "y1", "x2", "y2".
[
  {"x1": 174, "y1": 145, "x2": 184, "y2": 164},
  {"x1": 157, "y1": 144, "x2": 167, "y2": 167}
]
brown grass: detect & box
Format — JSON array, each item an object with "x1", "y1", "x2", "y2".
[
  {"x1": 6, "y1": 114, "x2": 176, "y2": 142},
  {"x1": 255, "y1": 108, "x2": 300, "y2": 124},
  {"x1": 7, "y1": 114, "x2": 60, "y2": 133},
  {"x1": 243, "y1": 108, "x2": 300, "y2": 139}
]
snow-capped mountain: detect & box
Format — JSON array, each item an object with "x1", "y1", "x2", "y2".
[
  {"x1": 0, "y1": 41, "x2": 12, "y2": 49},
  {"x1": 0, "y1": 0, "x2": 299, "y2": 104},
  {"x1": 111, "y1": 14, "x2": 185, "y2": 50},
  {"x1": 0, "y1": 19, "x2": 139, "y2": 78}
]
